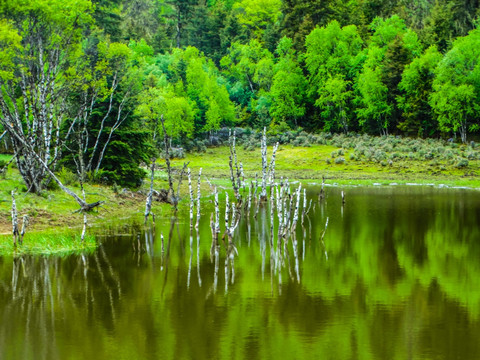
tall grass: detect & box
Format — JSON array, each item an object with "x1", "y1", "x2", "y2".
[{"x1": 0, "y1": 231, "x2": 97, "y2": 256}]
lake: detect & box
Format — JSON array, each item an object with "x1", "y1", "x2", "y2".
[{"x1": 1, "y1": 185, "x2": 480, "y2": 359}]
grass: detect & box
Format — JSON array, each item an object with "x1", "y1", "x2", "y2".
[
  {"x1": 171, "y1": 142, "x2": 480, "y2": 188},
  {"x1": 0, "y1": 231, "x2": 97, "y2": 256}
]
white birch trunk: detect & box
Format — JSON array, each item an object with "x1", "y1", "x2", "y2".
[
  {"x1": 268, "y1": 142, "x2": 279, "y2": 186},
  {"x1": 195, "y1": 168, "x2": 202, "y2": 230},
  {"x1": 11, "y1": 190, "x2": 19, "y2": 246},
  {"x1": 188, "y1": 168, "x2": 194, "y2": 229},
  {"x1": 291, "y1": 184, "x2": 302, "y2": 232},
  {"x1": 260, "y1": 127, "x2": 267, "y2": 200}
]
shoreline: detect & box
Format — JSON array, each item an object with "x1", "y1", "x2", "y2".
[{"x1": 1, "y1": 143, "x2": 479, "y2": 240}]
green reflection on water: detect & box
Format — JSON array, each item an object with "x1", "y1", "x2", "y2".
[{"x1": 0, "y1": 186, "x2": 480, "y2": 360}]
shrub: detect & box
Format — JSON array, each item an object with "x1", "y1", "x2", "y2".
[
  {"x1": 442, "y1": 150, "x2": 454, "y2": 160},
  {"x1": 390, "y1": 152, "x2": 401, "y2": 160},
  {"x1": 424, "y1": 151, "x2": 434, "y2": 160},
  {"x1": 407, "y1": 152, "x2": 417, "y2": 160},
  {"x1": 168, "y1": 147, "x2": 185, "y2": 159},
  {"x1": 334, "y1": 157, "x2": 345, "y2": 164},
  {"x1": 466, "y1": 152, "x2": 477, "y2": 160},
  {"x1": 354, "y1": 145, "x2": 366, "y2": 156},
  {"x1": 373, "y1": 150, "x2": 386, "y2": 162},
  {"x1": 57, "y1": 166, "x2": 78, "y2": 186},
  {"x1": 456, "y1": 158, "x2": 469, "y2": 168},
  {"x1": 293, "y1": 136, "x2": 309, "y2": 147}
]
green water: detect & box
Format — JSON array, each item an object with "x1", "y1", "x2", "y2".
[{"x1": 1, "y1": 185, "x2": 480, "y2": 359}]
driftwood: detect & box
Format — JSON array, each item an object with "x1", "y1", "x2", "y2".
[{"x1": 73, "y1": 200, "x2": 105, "y2": 214}]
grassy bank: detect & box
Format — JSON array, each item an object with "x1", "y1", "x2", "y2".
[
  {"x1": 0, "y1": 232, "x2": 97, "y2": 256},
  {"x1": 173, "y1": 140, "x2": 480, "y2": 188},
  {"x1": 1, "y1": 134, "x2": 480, "y2": 254}
]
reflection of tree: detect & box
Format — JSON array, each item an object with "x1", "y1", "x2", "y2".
[{"x1": 1, "y1": 187, "x2": 480, "y2": 359}]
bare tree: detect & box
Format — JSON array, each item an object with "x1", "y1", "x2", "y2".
[{"x1": 0, "y1": 5, "x2": 134, "y2": 191}]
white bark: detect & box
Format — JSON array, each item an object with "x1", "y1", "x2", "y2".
[
  {"x1": 188, "y1": 168, "x2": 194, "y2": 229},
  {"x1": 11, "y1": 191, "x2": 19, "y2": 246},
  {"x1": 225, "y1": 192, "x2": 230, "y2": 233},
  {"x1": 291, "y1": 184, "x2": 302, "y2": 232},
  {"x1": 20, "y1": 215, "x2": 29, "y2": 244},
  {"x1": 144, "y1": 158, "x2": 156, "y2": 224},
  {"x1": 260, "y1": 127, "x2": 267, "y2": 200},
  {"x1": 228, "y1": 130, "x2": 241, "y2": 203},
  {"x1": 214, "y1": 187, "x2": 220, "y2": 238},
  {"x1": 195, "y1": 168, "x2": 202, "y2": 230},
  {"x1": 268, "y1": 142, "x2": 279, "y2": 186},
  {"x1": 93, "y1": 90, "x2": 130, "y2": 174}
]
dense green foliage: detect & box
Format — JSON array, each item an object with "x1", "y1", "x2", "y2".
[
  {"x1": 81, "y1": 0, "x2": 480, "y2": 142},
  {"x1": 2, "y1": 0, "x2": 480, "y2": 189}
]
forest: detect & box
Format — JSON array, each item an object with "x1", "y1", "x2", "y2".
[{"x1": 1, "y1": 0, "x2": 480, "y2": 189}]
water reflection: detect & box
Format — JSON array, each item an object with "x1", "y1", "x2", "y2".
[{"x1": 0, "y1": 186, "x2": 480, "y2": 359}]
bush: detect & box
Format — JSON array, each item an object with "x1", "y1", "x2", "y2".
[
  {"x1": 407, "y1": 152, "x2": 417, "y2": 160},
  {"x1": 354, "y1": 145, "x2": 366, "y2": 156},
  {"x1": 167, "y1": 147, "x2": 185, "y2": 159},
  {"x1": 442, "y1": 150, "x2": 454, "y2": 160},
  {"x1": 390, "y1": 152, "x2": 401, "y2": 160},
  {"x1": 456, "y1": 158, "x2": 469, "y2": 168},
  {"x1": 424, "y1": 151, "x2": 434, "y2": 160},
  {"x1": 373, "y1": 150, "x2": 386, "y2": 162},
  {"x1": 466, "y1": 152, "x2": 477, "y2": 160},
  {"x1": 334, "y1": 157, "x2": 345, "y2": 164},
  {"x1": 57, "y1": 167, "x2": 78, "y2": 186},
  {"x1": 293, "y1": 136, "x2": 308, "y2": 147}
]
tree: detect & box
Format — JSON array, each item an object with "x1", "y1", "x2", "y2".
[
  {"x1": 234, "y1": 0, "x2": 282, "y2": 40},
  {"x1": 430, "y1": 28, "x2": 480, "y2": 143},
  {"x1": 354, "y1": 15, "x2": 421, "y2": 134},
  {"x1": 355, "y1": 55, "x2": 392, "y2": 135},
  {"x1": 397, "y1": 45, "x2": 442, "y2": 137},
  {"x1": 0, "y1": 0, "x2": 93, "y2": 193},
  {"x1": 304, "y1": 21, "x2": 363, "y2": 132},
  {"x1": 280, "y1": 0, "x2": 333, "y2": 51},
  {"x1": 315, "y1": 76, "x2": 352, "y2": 133},
  {"x1": 421, "y1": 0, "x2": 480, "y2": 53},
  {"x1": 91, "y1": 0, "x2": 123, "y2": 42},
  {"x1": 269, "y1": 37, "x2": 306, "y2": 128},
  {"x1": 66, "y1": 38, "x2": 136, "y2": 181},
  {"x1": 221, "y1": 40, "x2": 274, "y2": 127},
  {"x1": 120, "y1": 0, "x2": 161, "y2": 44}
]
